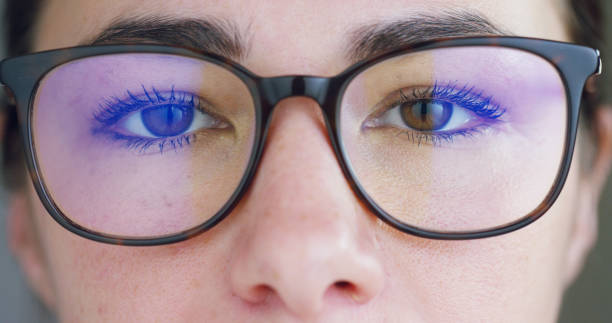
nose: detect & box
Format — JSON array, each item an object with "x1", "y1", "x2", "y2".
[{"x1": 228, "y1": 97, "x2": 385, "y2": 318}]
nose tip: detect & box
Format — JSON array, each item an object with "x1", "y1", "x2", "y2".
[{"x1": 229, "y1": 226, "x2": 385, "y2": 318}]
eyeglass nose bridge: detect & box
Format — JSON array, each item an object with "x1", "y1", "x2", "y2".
[
  {"x1": 258, "y1": 75, "x2": 335, "y2": 117},
  {"x1": 248, "y1": 74, "x2": 350, "y2": 194},
  {"x1": 253, "y1": 75, "x2": 343, "y2": 164}
]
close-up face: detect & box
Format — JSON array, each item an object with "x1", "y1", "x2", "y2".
[{"x1": 3, "y1": 0, "x2": 612, "y2": 322}]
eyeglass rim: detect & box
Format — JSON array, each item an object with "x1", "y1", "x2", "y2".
[{"x1": 0, "y1": 36, "x2": 601, "y2": 245}]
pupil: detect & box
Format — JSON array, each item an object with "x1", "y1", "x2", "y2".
[
  {"x1": 420, "y1": 102, "x2": 429, "y2": 122},
  {"x1": 141, "y1": 104, "x2": 194, "y2": 137},
  {"x1": 400, "y1": 100, "x2": 453, "y2": 131}
]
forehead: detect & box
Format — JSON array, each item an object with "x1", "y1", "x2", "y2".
[{"x1": 34, "y1": 0, "x2": 569, "y2": 74}]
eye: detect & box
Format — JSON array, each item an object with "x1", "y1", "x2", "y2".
[
  {"x1": 379, "y1": 98, "x2": 473, "y2": 132},
  {"x1": 365, "y1": 84, "x2": 506, "y2": 137},
  {"x1": 121, "y1": 101, "x2": 226, "y2": 138},
  {"x1": 94, "y1": 87, "x2": 230, "y2": 139},
  {"x1": 92, "y1": 87, "x2": 232, "y2": 153}
]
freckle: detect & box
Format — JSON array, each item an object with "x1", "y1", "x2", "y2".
[
  {"x1": 190, "y1": 279, "x2": 202, "y2": 290},
  {"x1": 162, "y1": 195, "x2": 173, "y2": 208},
  {"x1": 210, "y1": 308, "x2": 218, "y2": 320}
]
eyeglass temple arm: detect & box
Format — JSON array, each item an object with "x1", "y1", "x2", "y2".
[
  {"x1": 1, "y1": 57, "x2": 16, "y2": 108},
  {"x1": 1, "y1": 84, "x2": 17, "y2": 109}
]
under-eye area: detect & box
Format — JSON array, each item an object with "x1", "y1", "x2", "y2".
[
  {"x1": 91, "y1": 85, "x2": 233, "y2": 154},
  {"x1": 362, "y1": 81, "x2": 507, "y2": 146}
]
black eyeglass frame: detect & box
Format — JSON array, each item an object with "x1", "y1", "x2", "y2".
[{"x1": 0, "y1": 36, "x2": 602, "y2": 246}]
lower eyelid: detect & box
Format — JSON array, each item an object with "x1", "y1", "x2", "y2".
[{"x1": 97, "y1": 129, "x2": 200, "y2": 154}]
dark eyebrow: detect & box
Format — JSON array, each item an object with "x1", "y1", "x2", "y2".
[
  {"x1": 88, "y1": 16, "x2": 248, "y2": 60},
  {"x1": 347, "y1": 10, "x2": 508, "y2": 62},
  {"x1": 88, "y1": 11, "x2": 504, "y2": 65}
]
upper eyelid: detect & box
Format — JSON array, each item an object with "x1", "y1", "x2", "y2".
[{"x1": 92, "y1": 86, "x2": 205, "y2": 127}]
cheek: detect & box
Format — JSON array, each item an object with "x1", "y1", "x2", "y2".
[
  {"x1": 28, "y1": 181, "x2": 239, "y2": 321},
  {"x1": 374, "y1": 158, "x2": 579, "y2": 321}
]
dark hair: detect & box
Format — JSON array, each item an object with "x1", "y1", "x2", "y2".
[
  {"x1": 569, "y1": 0, "x2": 603, "y2": 46},
  {"x1": 0, "y1": 0, "x2": 605, "y2": 189}
]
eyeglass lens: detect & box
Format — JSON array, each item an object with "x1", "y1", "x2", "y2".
[
  {"x1": 340, "y1": 46, "x2": 567, "y2": 232},
  {"x1": 33, "y1": 54, "x2": 256, "y2": 237}
]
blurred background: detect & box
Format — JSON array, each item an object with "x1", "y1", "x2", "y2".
[
  {"x1": 0, "y1": 0, "x2": 610, "y2": 322},
  {"x1": 0, "y1": 1, "x2": 56, "y2": 322}
]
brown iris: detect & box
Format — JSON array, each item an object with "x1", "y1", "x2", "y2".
[{"x1": 400, "y1": 100, "x2": 453, "y2": 131}]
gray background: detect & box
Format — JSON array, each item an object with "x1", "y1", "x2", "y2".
[
  {"x1": 0, "y1": 0, "x2": 610, "y2": 322},
  {"x1": 1, "y1": 1, "x2": 54, "y2": 322}
]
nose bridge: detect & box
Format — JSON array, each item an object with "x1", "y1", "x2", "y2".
[
  {"x1": 259, "y1": 76, "x2": 332, "y2": 109},
  {"x1": 227, "y1": 94, "x2": 385, "y2": 316}
]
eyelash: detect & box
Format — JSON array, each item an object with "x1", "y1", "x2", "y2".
[
  {"x1": 91, "y1": 85, "x2": 203, "y2": 153},
  {"x1": 373, "y1": 81, "x2": 507, "y2": 145}
]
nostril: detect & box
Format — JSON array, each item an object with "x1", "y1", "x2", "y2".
[
  {"x1": 333, "y1": 280, "x2": 359, "y2": 297},
  {"x1": 243, "y1": 284, "x2": 274, "y2": 303},
  {"x1": 331, "y1": 280, "x2": 373, "y2": 303},
  {"x1": 334, "y1": 281, "x2": 352, "y2": 290}
]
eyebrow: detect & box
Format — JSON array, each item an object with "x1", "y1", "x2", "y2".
[
  {"x1": 347, "y1": 10, "x2": 508, "y2": 62},
  {"x1": 88, "y1": 10, "x2": 506, "y2": 64},
  {"x1": 88, "y1": 16, "x2": 248, "y2": 60}
]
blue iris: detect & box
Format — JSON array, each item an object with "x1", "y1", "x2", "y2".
[
  {"x1": 92, "y1": 86, "x2": 208, "y2": 153},
  {"x1": 141, "y1": 103, "x2": 194, "y2": 137}
]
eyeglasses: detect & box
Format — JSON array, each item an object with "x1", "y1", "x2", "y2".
[{"x1": 0, "y1": 36, "x2": 601, "y2": 245}]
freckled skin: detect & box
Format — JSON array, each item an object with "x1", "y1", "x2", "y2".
[{"x1": 6, "y1": 0, "x2": 610, "y2": 322}]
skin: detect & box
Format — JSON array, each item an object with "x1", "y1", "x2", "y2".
[{"x1": 5, "y1": 0, "x2": 612, "y2": 322}]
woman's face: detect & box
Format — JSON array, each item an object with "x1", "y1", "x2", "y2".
[{"x1": 7, "y1": 0, "x2": 608, "y2": 322}]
